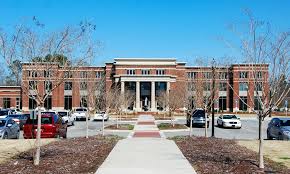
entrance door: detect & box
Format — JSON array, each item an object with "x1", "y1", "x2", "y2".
[{"x1": 140, "y1": 82, "x2": 151, "y2": 111}]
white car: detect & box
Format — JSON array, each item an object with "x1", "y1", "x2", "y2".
[
  {"x1": 72, "y1": 108, "x2": 89, "y2": 121},
  {"x1": 57, "y1": 110, "x2": 75, "y2": 126},
  {"x1": 93, "y1": 111, "x2": 109, "y2": 121},
  {"x1": 217, "y1": 114, "x2": 242, "y2": 129}
]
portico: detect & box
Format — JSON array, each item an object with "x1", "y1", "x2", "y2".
[{"x1": 118, "y1": 76, "x2": 174, "y2": 111}]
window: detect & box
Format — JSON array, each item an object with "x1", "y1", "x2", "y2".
[
  {"x1": 239, "y1": 72, "x2": 248, "y2": 79},
  {"x1": 219, "y1": 72, "x2": 227, "y2": 79},
  {"x1": 16, "y1": 97, "x2": 21, "y2": 109},
  {"x1": 44, "y1": 96, "x2": 52, "y2": 110},
  {"x1": 141, "y1": 69, "x2": 150, "y2": 75},
  {"x1": 203, "y1": 82, "x2": 211, "y2": 91},
  {"x1": 239, "y1": 96, "x2": 247, "y2": 111},
  {"x1": 29, "y1": 96, "x2": 37, "y2": 110},
  {"x1": 219, "y1": 82, "x2": 227, "y2": 91},
  {"x1": 28, "y1": 71, "x2": 38, "y2": 77},
  {"x1": 80, "y1": 96, "x2": 88, "y2": 107},
  {"x1": 255, "y1": 71, "x2": 263, "y2": 79},
  {"x1": 64, "y1": 82, "x2": 72, "y2": 90},
  {"x1": 156, "y1": 69, "x2": 165, "y2": 75},
  {"x1": 254, "y1": 96, "x2": 262, "y2": 110},
  {"x1": 126, "y1": 69, "x2": 136, "y2": 75},
  {"x1": 239, "y1": 82, "x2": 248, "y2": 91},
  {"x1": 187, "y1": 72, "x2": 197, "y2": 79},
  {"x1": 64, "y1": 96, "x2": 72, "y2": 110},
  {"x1": 80, "y1": 82, "x2": 87, "y2": 90},
  {"x1": 80, "y1": 71, "x2": 88, "y2": 78},
  {"x1": 3, "y1": 98, "x2": 10, "y2": 109},
  {"x1": 203, "y1": 72, "x2": 212, "y2": 79},
  {"x1": 219, "y1": 96, "x2": 227, "y2": 111},
  {"x1": 64, "y1": 71, "x2": 72, "y2": 78},
  {"x1": 44, "y1": 81, "x2": 52, "y2": 91},
  {"x1": 44, "y1": 70, "x2": 52, "y2": 77},
  {"x1": 29, "y1": 81, "x2": 37, "y2": 90},
  {"x1": 255, "y1": 82, "x2": 263, "y2": 91},
  {"x1": 96, "y1": 71, "x2": 103, "y2": 78}
]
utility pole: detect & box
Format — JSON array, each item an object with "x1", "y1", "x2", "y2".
[{"x1": 211, "y1": 58, "x2": 215, "y2": 137}]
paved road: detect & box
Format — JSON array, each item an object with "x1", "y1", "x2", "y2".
[
  {"x1": 18, "y1": 118, "x2": 271, "y2": 140},
  {"x1": 161, "y1": 118, "x2": 270, "y2": 140}
]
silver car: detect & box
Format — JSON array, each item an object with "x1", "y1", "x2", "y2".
[
  {"x1": 267, "y1": 118, "x2": 290, "y2": 140},
  {"x1": 0, "y1": 118, "x2": 20, "y2": 139}
]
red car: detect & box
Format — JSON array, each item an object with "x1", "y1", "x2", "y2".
[{"x1": 23, "y1": 113, "x2": 67, "y2": 139}]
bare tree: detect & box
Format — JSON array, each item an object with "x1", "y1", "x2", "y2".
[
  {"x1": 0, "y1": 19, "x2": 98, "y2": 165},
  {"x1": 224, "y1": 10, "x2": 290, "y2": 169}
]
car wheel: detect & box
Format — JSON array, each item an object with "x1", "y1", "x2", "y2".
[
  {"x1": 222, "y1": 122, "x2": 224, "y2": 128},
  {"x1": 278, "y1": 134, "x2": 283, "y2": 140},
  {"x1": 267, "y1": 131, "x2": 272, "y2": 140},
  {"x1": 3, "y1": 133, "x2": 8, "y2": 139},
  {"x1": 15, "y1": 131, "x2": 20, "y2": 139},
  {"x1": 63, "y1": 133, "x2": 67, "y2": 139}
]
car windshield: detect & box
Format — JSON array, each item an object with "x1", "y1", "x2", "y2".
[
  {"x1": 76, "y1": 108, "x2": 86, "y2": 112},
  {"x1": 0, "y1": 111, "x2": 8, "y2": 116},
  {"x1": 7, "y1": 115, "x2": 21, "y2": 118},
  {"x1": 58, "y1": 112, "x2": 68, "y2": 117},
  {"x1": 280, "y1": 120, "x2": 290, "y2": 127},
  {"x1": 192, "y1": 110, "x2": 205, "y2": 117},
  {"x1": 223, "y1": 115, "x2": 238, "y2": 119},
  {"x1": 96, "y1": 111, "x2": 105, "y2": 114},
  {"x1": 26, "y1": 117, "x2": 53, "y2": 124},
  {"x1": 0, "y1": 120, "x2": 6, "y2": 127}
]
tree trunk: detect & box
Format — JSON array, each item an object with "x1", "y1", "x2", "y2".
[
  {"x1": 205, "y1": 112, "x2": 208, "y2": 137},
  {"x1": 34, "y1": 105, "x2": 42, "y2": 165},
  {"x1": 116, "y1": 112, "x2": 119, "y2": 129},
  {"x1": 259, "y1": 115, "x2": 264, "y2": 169},
  {"x1": 189, "y1": 116, "x2": 193, "y2": 137},
  {"x1": 86, "y1": 111, "x2": 89, "y2": 138},
  {"x1": 102, "y1": 113, "x2": 105, "y2": 136}
]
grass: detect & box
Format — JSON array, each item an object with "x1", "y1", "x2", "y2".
[
  {"x1": 157, "y1": 123, "x2": 188, "y2": 130},
  {"x1": 105, "y1": 124, "x2": 134, "y2": 130},
  {"x1": 237, "y1": 140, "x2": 290, "y2": 168}
]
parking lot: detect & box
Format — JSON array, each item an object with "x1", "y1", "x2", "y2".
[
  {"x1": 161, "y1": 118, "x2": 271, "y2": 140},
  {"x1": 14, "y1": 116, "x2": 281, "y2": 140}
]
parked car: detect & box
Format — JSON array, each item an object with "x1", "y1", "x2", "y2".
[
  {"x1": 93, "y1": 111, "x2": 109, "y2": 121},
  {"x1": 217, "y1": 114, "x2": 242, "y2": 129},
  {"x1": 0, "y1": 117, "x2": 20, "y2": 139},
  {"x1": 10, "y1": 108, "x2": 22, "y2": 114},
  {"x1": 267, "y1": 118, "x2": 290, "y2": 140},
  {"x1": 23, "y1": 113, "x2": 67, "y2": 139},
  {"x1": 57, "y1": 110, "x2": 75, "y2": 126},
  {"x1": 186, "y1": 109, "x2": 209, "y2": 128},
  {"x1": 72, "y1": 108, "x2": 89, "y2": 121},
  {"x1": 7, "y1": 114, "x2": 29, "y2": 130},
  {"x1": 0, "y1": 110, "x2": 12, "y2": 119}
]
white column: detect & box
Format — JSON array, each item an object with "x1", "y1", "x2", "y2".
[
  {"x1": 136, "y1": 81, "x2": 140, "y2": 111},
  {"x1": 151, "y1": 81, "x2": 156, "y2": 111},
  {"x1": 121, "y1": 81, "x2": 125, "y2": 95},
  {"x1": 166, "y1": 82, "x2": 170, "y2": 111}
]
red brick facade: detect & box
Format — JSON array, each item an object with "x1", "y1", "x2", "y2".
[{"x1": 1, "y1": 58, "x2": 269, "y2": 112}]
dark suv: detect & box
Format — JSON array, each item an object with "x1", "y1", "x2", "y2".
[
  {"x1": 267, "y1": 118, "x2": 290, "y2": 140},
  {"x1": 186, "y1": 109, "x2": 209, "y2": 128}
]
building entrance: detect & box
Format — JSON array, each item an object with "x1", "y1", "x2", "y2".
[{"x1": 140, "y1": 82, "x2": 151, "y2": 111}]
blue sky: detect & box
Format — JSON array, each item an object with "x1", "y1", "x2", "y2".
[{"x1": 1, "y1": 0, "x2": 290, "y2": 66}]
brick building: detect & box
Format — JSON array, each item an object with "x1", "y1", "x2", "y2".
[
  {"x1": 18, "y1": 58, "x2": 269, "y2": 112},
  {"x1": 0, "y1": 86, "x2": 21, "y2": 109}
]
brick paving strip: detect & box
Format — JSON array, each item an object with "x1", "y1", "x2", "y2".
[{"x1": 95, "y1": 115, "x2": 197, "y2": 174}]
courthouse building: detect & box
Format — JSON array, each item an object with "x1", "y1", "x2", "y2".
[{"x1": 1, "y1": 58, "x2": 269, "y2": 113}]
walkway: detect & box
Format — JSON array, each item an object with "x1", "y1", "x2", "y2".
[{"x1": 95, "y1": 115, "x2": 196, "y2": 174}]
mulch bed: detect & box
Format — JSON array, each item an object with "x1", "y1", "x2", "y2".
[
  {"x1": 105, "y1": 124, "x2": 134, "y2": 130},
  {"x1": 0, "y1": 136, "x2": 120, "y2": 174},
  {"x1": 158, "y1": 123, "x2": 188, "y2": 130},
  {"x1": 174, "y1": 136, "x2": 290, "y2": 174}
]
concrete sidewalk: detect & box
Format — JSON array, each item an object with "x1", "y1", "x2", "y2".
[
  {"x1": 95, "y1": 138, "x2": 196, "y2": 174},
  {"x1": 95, "y1": 115, "x2": 196, "y2": 174}
]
